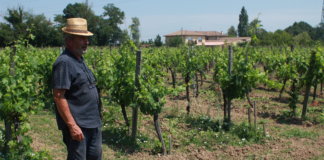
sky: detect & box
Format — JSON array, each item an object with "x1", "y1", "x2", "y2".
[{"x1": 0, "y1": 0, "x2": 322, "y2": 41}]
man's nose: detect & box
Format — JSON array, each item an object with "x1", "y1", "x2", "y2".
[{"x1": 84, "y1": 38, "x2": 89, "y2": 45}]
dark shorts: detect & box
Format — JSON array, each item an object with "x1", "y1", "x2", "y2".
[{"x1": 62, "y1": 127, "x2": 102, "y2": 160}]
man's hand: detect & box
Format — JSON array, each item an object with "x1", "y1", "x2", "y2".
[
  {"x1": 68, "y1": 124, "x2": 84, "y2": 141},
  {"x1": 53, "y1": 89, "x2": 84, "y2": 141}
]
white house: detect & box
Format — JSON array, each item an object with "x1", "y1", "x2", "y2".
[{"x1": 164, "y1": 30, "x2": 251, "y2": 46}]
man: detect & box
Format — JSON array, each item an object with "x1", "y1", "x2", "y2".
[{"x1": 52, "y1": 18, "x2": 102, "y2": 160}]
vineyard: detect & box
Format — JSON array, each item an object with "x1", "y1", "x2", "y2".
[{"x1": 0, "y1": 40, "x2": 323, "y2": 159}]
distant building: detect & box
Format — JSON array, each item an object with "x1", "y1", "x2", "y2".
[{"x1": 164, "y1": 30, "x2": 251, "y2": 46}]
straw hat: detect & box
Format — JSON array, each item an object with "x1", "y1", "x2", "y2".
[{"x1": 62, "y1": 18, "x2": 93, "y2": 36}]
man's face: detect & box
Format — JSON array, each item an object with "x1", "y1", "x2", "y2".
[{"x1": 69, "y1": 35, "x2": 89, "y2": 56}]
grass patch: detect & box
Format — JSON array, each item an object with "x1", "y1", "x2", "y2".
[
  {"x1": 280, "y1": 128, "x2": 319, "y2": 139},
  {"x1": 172, "y1": 115, "x2": 269, "y2": 149},
  {"x1": 28, "y1": 110, "x2": 66, "y2": 160},
  {"x1": 102, "y1": 126, "x2": 145, "y2": 153},
  {"x1": 307, "y1": 106, "x2": 324, "y2": 124}
]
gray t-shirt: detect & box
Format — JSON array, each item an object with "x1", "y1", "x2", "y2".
[{"x1": 52, "y1": 49, "x2": 101, "y2": 129}]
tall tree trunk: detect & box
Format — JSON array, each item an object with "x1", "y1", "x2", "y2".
[
  {"x1": 279, "y1": 78, "x2": 287, "y2": 100},
  {"x1": 153, "y1": 113, "x2": 166, "y2": 155}
]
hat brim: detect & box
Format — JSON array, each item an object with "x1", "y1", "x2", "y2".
[{"x1": 62, "y1": 27, "x2": 93, "y2": 36}]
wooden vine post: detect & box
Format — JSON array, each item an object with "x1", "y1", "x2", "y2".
[
  {"x1": 185, "y1": 46, "x2": 192, "y2": 114},
  {"x1": 4, "y1": 45, "x2": 17, "y2": 153},
  {"x1": 131, "y1": 50, "x2": 142, "y2": 142},
  {"x1": 253, "y1": 101, "x2": 257, "y2": 128},
  {"x1": 248, "y1": 107, "x2": 252, "y2": 127},
  {"x1": 302, "y1": 51, "x2": 316, "y2": 120},
  {"x1": 226, "y1": 45, "x2": 233, "y2": 124}
]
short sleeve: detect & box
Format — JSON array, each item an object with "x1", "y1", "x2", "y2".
[{"x1": 52, "y1": 61, "x2": 71, "y2": 89}]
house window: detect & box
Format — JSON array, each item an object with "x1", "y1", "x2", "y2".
[{"x1": 198, "y1": 37, "x2": 202, "y2": 42}]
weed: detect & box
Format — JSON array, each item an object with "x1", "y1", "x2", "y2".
[
  {"x1": 184, "y1": 115, "x2": 221, "y2": 132},
  {"x1": 230, "y1": 122, "x2": 267, "y2": 143}
]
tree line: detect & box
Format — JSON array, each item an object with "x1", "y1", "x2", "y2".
[
  {"x1": 0, "y1": 3, "x2": 150, "y2": 47},
  {"x1": 0, "y1": 4, "x2": 323, "y2": 47},
  {"x1": 228, "y1": 7, "x2": 324, "y2": 47}
]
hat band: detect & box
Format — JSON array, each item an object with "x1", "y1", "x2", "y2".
[{"x1": 65, "y1": 29, "x2": 88, "y2": 34}]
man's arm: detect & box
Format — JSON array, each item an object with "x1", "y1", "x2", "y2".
[{"x1": 53, "y1": 89, "x2": 84, "y2": 141}]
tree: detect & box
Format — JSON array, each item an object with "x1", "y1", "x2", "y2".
[
  {"x1": 272, "y1": 30, "x2": 293, "y2": 46},
  {"x1": 129, "y1": 17, "x2": 140, "y2": 46},
  {"x1": 293, "y1": 32, "x2": 313, "y2": 46},
  {"x1": 257, "y1": 31, "x2": 272, "y2": 46},
  {"x1": 285, "y1": 21, "x2": 314, "y2": 36},
  {"x1": 248, "y1": 18, "x2": 263, "y2": 36},
  {"x1": 1, "y1": 7, "x2": 61, "y2": 47},
  {"x1": 4, "y1": 7, "x2": 29, "y2": 40},
  {"x1": 98, "y1": 3, "x2": 125, "y2": 46},
  {"x1": 227, "y1": 26, "x2": 237, "y2": 37},
  {"x1": 166, "y1": 36, "x2": 183, "y2": 47},
  {"x1": 102, "y1": 4, "x2": 124, "y2": 26},
  {"x1": 238, "y1": 7, "x2": 249, "y2": 37},
  {"x1": 154, "y1": 34, "x2": 163, "y2": 47},
  {"x1": 60, "y1": 3, "x2": 99, "y2": 26},
  {"x1": 313, "y1": 23, "x2": 324, "y2": 42},
  {"x1": 121, "y1": 29, "x2": 130, "y2": 43},
  {"x1": 248, "y1": 18, "x2": 263, "y2": 45},
  {"x1": 0, "y1": 23, "x2": 14, "y2": 47},
  {"x1": 55, "y1": 3, "x2": 100, "y2": 45},
  {"x1": 26, "y1": 14, "x2": 61, "y2": 47}
]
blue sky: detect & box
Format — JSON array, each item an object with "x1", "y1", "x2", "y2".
[{"x1": 0, "y1": 0, "x2": 322, "y2": 41}]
